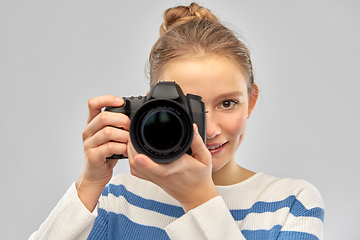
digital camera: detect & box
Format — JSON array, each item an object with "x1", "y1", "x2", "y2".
[{"x1": 105, "y1": 81, "x2": 206, "y2": 164}]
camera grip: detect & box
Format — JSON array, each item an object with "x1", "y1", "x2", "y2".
[
  {"x1": 104, "y1": 96, "x2": 145, "y2": 160},
  {"x1": 104, "y1": 100, "x2": 131, "y2": 160}
]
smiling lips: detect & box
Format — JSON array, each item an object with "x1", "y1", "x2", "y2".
[{"x1": 206, "y1": 142, "x2": 228, "y2": 153}]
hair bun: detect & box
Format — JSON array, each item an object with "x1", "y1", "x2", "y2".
[{"x1": 160, "y1": 2, "x2": 218, "y2": 35}]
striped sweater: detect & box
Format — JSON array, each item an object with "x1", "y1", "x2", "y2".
[{"x1": 30, "y1": 173, "x2": 324, "y2": 240}]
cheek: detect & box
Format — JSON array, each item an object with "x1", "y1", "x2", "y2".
[{"x1": 224, "y1": 113, "x2": 248, "y2": 140}]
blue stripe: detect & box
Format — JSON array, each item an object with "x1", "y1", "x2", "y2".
[
  {"x1": 290, "y1": 198, "x2": 324, "y2": 221},
  {"x1": 242, "y1": 225, "x2": 282, "y2": 239},
  {"x1": 278, "y1": 231, "x2": 319, "y2": 240},
  {"x1": 92, "y1": 187, "x2": 323, "y2": 239},
  {"x1": 231, "y1": 195, "x2": 324, "y2": 222},
  {"x1": 87, "y1": 208, "x2": 108, "y2": 240},
  {"x1": 242, "y1": 225, "x2": 319, "y2": 240},
  {"x1": 88, "y1": 208, "x2": 320, "y2": 240},
  {"x1": 102, "y1": 184, "x2": 185, "y2": 218},
  {"x1": 88, "y1": 208, "x2": 170, "y2": 240}
]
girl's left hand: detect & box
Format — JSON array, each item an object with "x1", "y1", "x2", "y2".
[{"x1": 128, "y1": 124, "x2": 219, "y2": 212}]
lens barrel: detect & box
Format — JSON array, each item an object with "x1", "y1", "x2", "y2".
[{"x1": 130, "y1": 99, "x2": 193, "y2": 163}]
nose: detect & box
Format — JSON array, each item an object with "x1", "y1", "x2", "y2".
[{"x1": 206, "y1": 111, "x2": 221, "y2": 140}]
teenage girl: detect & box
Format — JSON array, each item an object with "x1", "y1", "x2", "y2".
[{"x1": 31, "y1": 3, "x2": 324, "y2": 239}]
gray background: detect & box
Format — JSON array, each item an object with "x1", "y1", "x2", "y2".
[{"x1": 1, "y1": 0, "x2": 359, "y2": 239}]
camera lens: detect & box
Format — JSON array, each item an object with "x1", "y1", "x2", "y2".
[
  {"x1": 142, "y1": 110, "x2": 183, "y2": 152},
  {"x1": 130, "y1": 99, "x2": 193, "y2": 163}
]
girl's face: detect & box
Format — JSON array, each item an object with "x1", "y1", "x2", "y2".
[{"x1": 160, "y1": 54, "x2": 257, "y2": 177}]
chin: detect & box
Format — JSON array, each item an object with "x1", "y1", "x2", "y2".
[{"x1": 211, "y1": 158, "x2": 229, "y2": 172}]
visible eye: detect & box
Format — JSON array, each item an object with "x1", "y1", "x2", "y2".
[{"x1": 218, "y1": 100, "x2": 238, "y2": 110}]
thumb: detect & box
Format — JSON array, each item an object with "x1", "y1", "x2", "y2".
[{"x1": 190, "y1": 124, "x2": 211, "y2": 165}]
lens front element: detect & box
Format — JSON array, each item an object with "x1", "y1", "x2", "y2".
[
  {"x1": 130, "y1": 99, "x2": 193, "y2": 163},
  {"x1": 142, "y1": 110, "x2": 183, "y2": 152}
]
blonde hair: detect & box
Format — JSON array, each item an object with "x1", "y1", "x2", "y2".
[{"x1": 149, "y1": 2, "x2": 254, "y2": 93}]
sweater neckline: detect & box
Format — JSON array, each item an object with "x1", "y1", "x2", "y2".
[{"x1": 215, "y1": 172, "x2": 263, "y2": 190}]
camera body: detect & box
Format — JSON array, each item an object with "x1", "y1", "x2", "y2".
[{"x1": 105, "y1": 81, "x2": 206, "y2": 164}]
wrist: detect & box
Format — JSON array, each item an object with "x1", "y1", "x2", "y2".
[
  {"x1": 181, "y1": 185, "x2": 219, "y2": 213},
  {"x1": 75, "y1": 176, "x2": 106, "y2": 212}
]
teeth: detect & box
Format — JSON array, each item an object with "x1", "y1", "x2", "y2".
[{"x1": 207, "y1": 143, "x2": 224, "y2": 150}]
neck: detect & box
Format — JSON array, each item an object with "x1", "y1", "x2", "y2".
[{"x1": 212, "y1": 158, "x2": 255, "y2": 186}]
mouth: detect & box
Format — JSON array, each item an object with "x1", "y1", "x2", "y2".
[{"x1": 206, "y1": 142, "x2": 228, "y2": 153}]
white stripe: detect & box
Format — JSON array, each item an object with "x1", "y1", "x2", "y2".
[
  {"x1": 101, "y1": 193, "x2": 177, "y2": 229},
  {"x1": 217, "y1": 174, "x2": 324, "y2": 210},
  {"x1": 109, "y1": 174, "x2": 179, "y2": 205},
  {"x1": 237, "y1": 208, "x2": 290, "y2": 230},
  {"x1": 108, "y1": 173, "x2": 323, "y2": 237},
  {"x1": 281, "y1": 215, "x2": 323, "y2": 238}
]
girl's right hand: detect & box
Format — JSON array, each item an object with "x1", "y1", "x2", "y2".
[{"x1": 75, "y1": 95, "x2": 130, "y2": 212}]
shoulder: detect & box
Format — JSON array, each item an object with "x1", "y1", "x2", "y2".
[
  {"x1": 223, "y1": 173, "x2": 322, "y2": 201},
  {"x1": 256, "y1": 173, "x2": 320, "y2": 192},
  {"x1": 220, "y1": 173, "x2": 324, "y2": 212},
  {"x1": 256, "y1": 173, "x2": 325, "y2": 214},
  {"x1": 260, "y1": 174, "x2": 323, "y2": 202}
]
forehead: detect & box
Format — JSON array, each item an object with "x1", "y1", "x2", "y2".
[{"x1": 160, "y1": 54, "x2": 248, "y2": 100}]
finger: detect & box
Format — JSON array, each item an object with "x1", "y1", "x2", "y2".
[
  {"x1": 83, "y1": 111, "x2": 130, "y2": 141},
  {"x1": 128, "y1": 149, "x2": 150, "y2": 180},
  {"x1": 131, "y1": 154, "x2": 164, "y2": 178},
  {"x1": 86, "y1": 141, "x2": 128, "y2": 164},
  {"x1": 189, "y1": 124, "x2": 211, "y2": 165},
  {"x1": 132, "y1": 152, "x2": 187, "y2": 180},
  {"x1": 128, "y1": 135, "x2": 198, "y2": 179},
  {"x1": 127, "y1": 142, "x2": 147, "y2": 179},
  {"x1": 85, "y1": 126, "x2": 129, "y2": 149},
  {"x1": 127, "y1": 141, "x2": 160, "y2": 179},
  {"x1": 87, "y1": 95, "x2": 124, "y2": 124}
]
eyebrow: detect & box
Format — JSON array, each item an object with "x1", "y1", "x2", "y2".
[{"x1": 214, "y1": 91, "x2": 244, "y2": 102}]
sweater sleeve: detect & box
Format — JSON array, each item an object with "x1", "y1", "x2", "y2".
[
  {"x1": 29, "y1": 183, "x2": 98, "y2": 240},
  {"x1": 165, "y1": 196, "x2": 246, "y2": 240}
]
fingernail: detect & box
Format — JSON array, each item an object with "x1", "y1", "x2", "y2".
[
  {"x1": 115, "y1": 97, "x2": 122, "y2": 104},
  {"x1": 194, "y1": 124, "x2": 199, "y2": 136}
]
